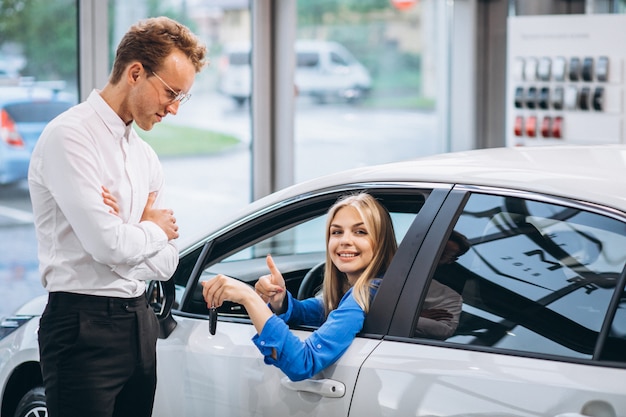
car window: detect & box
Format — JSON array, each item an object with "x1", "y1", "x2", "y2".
[
  {"x1": 228, "y1": 51, "x2": 250, "y2": 66},
  {"x1": 297, "y1": 52, "x2": 320, "y2": 68},
  {"x1": 330, "y1": 51, "x2": 349, "y2": 67},
  {"x1": 417, "y1": 192, "x2": 626, "y2": 362},
  {"x1": 4, "y1": 101, "x2": 71, "y2": 123}
]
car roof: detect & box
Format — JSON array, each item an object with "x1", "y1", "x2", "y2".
[
  {"x1": 261, "y1": 144, "x2": 626, "y2": 213},
  {"x1": 182, "y1": 145, "x2": 626, "y2": 251}
]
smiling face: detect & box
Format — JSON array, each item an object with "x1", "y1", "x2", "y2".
[{"x1": 328, "y1": 206, "x2": 375, "y2": 285}]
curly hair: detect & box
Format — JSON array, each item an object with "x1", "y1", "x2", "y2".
[{"x1": 109, "y1": 16, "x2": 208, "y2": 84}]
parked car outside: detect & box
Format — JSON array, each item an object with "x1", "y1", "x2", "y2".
[
  {"x1": 218, "y1": 40, "x2": 372, "y2": 106},
  {"x1": 2, "y1": 144, "x2": 626, "y2": 417},
  {"x1": 0, "y1": 85, "x2": 74, "y2": 185}
]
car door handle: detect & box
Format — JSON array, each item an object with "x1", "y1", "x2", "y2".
[
  {"x1": 554, "y1": 400, "x2": 616, "y2": 417},
  {"x1": 280, "y1": 377, "x2": 346, "y2": 398}
]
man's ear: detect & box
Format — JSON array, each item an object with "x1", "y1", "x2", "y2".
[{"x1": 128, "y1": 62, "x2": 143, "y2": 84}]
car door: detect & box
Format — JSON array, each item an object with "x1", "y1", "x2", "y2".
[
  {"x1": 152, "y1": 185, "x2": 446, "y2": 417},
  {"x1": 351, "y1": 187, "x2": 626, "y2": 416}
]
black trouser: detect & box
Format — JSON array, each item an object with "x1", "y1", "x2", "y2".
[{"x1": 38, "y1": 291, "x2": 159, "y2": 417}]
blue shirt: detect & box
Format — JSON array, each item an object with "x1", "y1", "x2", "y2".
[{"x1": 252, "y1": 279, "x2": 380, "y2": 381}]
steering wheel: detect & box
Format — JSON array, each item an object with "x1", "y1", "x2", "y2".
[
  {"x1": 146, "y1": 278, "x2": 178, "y2": 338},
  {"x1": 297, "y1": 261, "x2": 325, "y2": 300}
]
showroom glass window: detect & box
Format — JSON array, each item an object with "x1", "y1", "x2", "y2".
[
  {"x1": 0, "y1": 0, "x2": 79, "y2": 318},
  {"x1": 294, "y1": 0, "x2": 446, "y2": 182},
  {"x1": 419, "y1": 192, "x2": 626, "y2": 362}
]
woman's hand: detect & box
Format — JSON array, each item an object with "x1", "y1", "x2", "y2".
[
  {"x1": 202, "y1": 274, "x2": 272, "y2": 335},
  {"x1": 202, "y1": 273, "x2": 257, "y2": 307},
  {"x1": 254, "y1": 255, "x2": 286, "y2": 313}
]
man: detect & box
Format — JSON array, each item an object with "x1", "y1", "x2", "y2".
[
  {"x1": 415, "y1": 230, "x2": 471, "y2": 340},
  {"x1": 28, "y1": 16, "x2": 207, "y2": 417}
]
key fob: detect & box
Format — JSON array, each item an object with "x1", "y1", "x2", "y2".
[{"x1": 209, "y1": 307, "x2": 217, "y2": 335}]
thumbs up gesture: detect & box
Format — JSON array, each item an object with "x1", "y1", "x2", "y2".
[{"x1": 254, "y1": 254, "x2": 287, "y2": 312}]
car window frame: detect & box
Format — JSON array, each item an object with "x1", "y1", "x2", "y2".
[
  {"x1": 386, "y1": 184, "x2": 626, "y2": 368},
  {"x1": 171, "y1": 183, "x2": 451, "y2": 334}
]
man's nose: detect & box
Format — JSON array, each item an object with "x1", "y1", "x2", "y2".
[{"x1": 166, "y1": 100, "x2": 180, "y2": 115}]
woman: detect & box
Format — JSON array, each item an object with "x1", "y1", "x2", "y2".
[{"x1": 202, "y1": 192, "x2": 397, "y2": 381}]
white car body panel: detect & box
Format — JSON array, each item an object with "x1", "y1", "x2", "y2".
[
  {"x1": 153, "y1": 316, "x2": 382, "y2": 417},
  {"x1": 350, "y1": 340, "x2": 625, "y2": 416},
  {"x1": 0, "y1": 317, "x2": 40, "y2": 394}
]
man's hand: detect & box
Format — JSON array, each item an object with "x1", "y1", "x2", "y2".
[
  {"x1": 420, "y1": 308, "x2": 453, "y2": 321},
  {"x1": 102, "y1": 186, "x2": 119, "y2": 216},
  {"x1": 141, "y1": 192, "x2": 179, "y2": 240}
]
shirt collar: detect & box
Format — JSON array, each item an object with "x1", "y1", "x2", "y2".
[{"x1": 87, "y1": 89, "x2": 131, "y2": 142}]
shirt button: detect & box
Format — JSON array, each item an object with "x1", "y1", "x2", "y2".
[
  {"x1": 260, "y1": 341, "x2": 265, "y2": 346},
  {"x1": 316, "y1": 344, "x2": 322, "y2": 349}
]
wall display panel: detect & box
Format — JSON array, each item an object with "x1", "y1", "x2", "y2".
[{"x1": 506, "y1": 14, "x2": 626, "y2": 147}]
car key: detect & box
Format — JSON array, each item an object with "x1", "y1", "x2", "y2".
[{"x1": 209, "y1": 306, "x2": 217, "y2": 335}]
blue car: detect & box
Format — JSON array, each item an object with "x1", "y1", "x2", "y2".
[{"x1": 0, "y1": 86, "x2": 74, "y2": 185}]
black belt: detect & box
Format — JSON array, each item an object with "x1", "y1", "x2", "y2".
[{"x1": 48, "y1": 291, "x2": 146, "y2": 312}]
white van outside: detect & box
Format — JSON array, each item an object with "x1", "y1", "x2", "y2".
[{"x1": 218, "y1": 40, "x2": 372, "y2": 106}]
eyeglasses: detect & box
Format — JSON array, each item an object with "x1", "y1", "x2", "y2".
[{"x1": 151, "y1": 71, "x2": 191, "y2": 105}]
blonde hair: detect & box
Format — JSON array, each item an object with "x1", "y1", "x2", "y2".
[{"x1": 321, "y1": 193, "x2": 397, "y2": 317}]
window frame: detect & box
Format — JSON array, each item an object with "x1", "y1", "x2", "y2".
[{"x1": 172, "y1": 183, "x2": 448, "y2": 331}]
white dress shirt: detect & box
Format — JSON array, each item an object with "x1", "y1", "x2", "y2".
[
  {"x1": 415, "y1": 279, "x2": 463, "y2": 340},
  {"x1": 28, "y1": 90, "x2": 179, "y2": 298}
]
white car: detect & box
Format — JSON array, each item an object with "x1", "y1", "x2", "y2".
[
  {"x1": 218, "y1": 40, "x2": 372, "y2": 106},
  {"x1": 2, "y1": 145, "x2": 626, "y2": 417}
]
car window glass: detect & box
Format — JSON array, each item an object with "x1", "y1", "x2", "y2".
[
  {"x1": 223, "y1": 215, "x2": 327, "y2": 262},
  {"x1": 5, "y1": 102, "x2": 72, "y2": 123},
  {"x1": 229, "y1": 51, "x2": 250, "y2": 66},
  {"x1": 418, "y1": 193, "x2": 626, "y2": 361},
  {"x1": 297, "y1": 52, "x2": 320, "y2": 68},
  {"x1": 330, "y1": 51, "x2": 349, "y2": 67}
]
